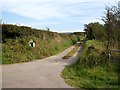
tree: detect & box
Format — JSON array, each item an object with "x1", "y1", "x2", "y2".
[
  {"x1": 84, "y1": 24, "x2": 93, "y2": 40},
  {"x1": 117, "y1": 1, "x2": 120, "y2": 50},
  {"x1": 84, "y1": 22, "x2": 105, "y2": 40},
  {"x1": 102, "y1": 2, "x2": 120, "y2": 51}
]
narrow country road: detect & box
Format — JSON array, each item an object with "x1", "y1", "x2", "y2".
[{"x1": 2, "y1": 44, "x2": 83, "y2": 88}]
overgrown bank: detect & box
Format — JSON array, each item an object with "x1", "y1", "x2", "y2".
[
  {"x1": 61, "y1": 40, "x2": 119, "y2": 88},
  {"x1": 2, "y1": 24, "x2": 83, "y2": 64}
]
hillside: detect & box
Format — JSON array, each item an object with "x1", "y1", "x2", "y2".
[{"x1": 1, "y1": 24, "x2": 83, "y2": 64}]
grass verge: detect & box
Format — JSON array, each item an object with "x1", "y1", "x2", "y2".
[{"x1": 62, "y1": 43, "x2": 80, "y2": 59}]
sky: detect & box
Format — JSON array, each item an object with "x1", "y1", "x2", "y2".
[{"x1": 1, "y1": 0, "x2": 119, "y2": 32}]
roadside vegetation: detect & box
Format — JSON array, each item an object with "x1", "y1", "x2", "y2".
[
  {"x1": 61, "y1": 2, "x2": 120, "y2": 88},
  {"x1": 61, "y1": 40, "x2": 119, "y2": 88},
  {"x1": 2, "y1": 24, "x2": 84, "y2": 64},
  {"x1": 62, "y1": 42, "x2": 81, "y2": 59}
]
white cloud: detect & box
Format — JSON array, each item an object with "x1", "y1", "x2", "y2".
[
  {"x1": 2, "y1": 0, "x2": 118, "y2": 4},
  {"x1": 2, "y1": 3, "x2": 73, "y2": 20},
  {"x1": 8, "y1": 4, "x2": 68, "y2": 20},
  {"x1": 1, "y1": 0, "x2": 94, "y2": 3},
  {"x1": 2, "y1": 0, "x2": 118, "y2": 20},
  {"x1": 2, "y1": 0, "x2": 119, "y2": 32}
]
